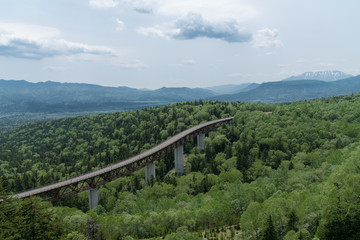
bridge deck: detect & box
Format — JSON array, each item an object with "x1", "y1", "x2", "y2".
[{"x1": 13, "y1": 117, "x2": 233, "y2": 199}]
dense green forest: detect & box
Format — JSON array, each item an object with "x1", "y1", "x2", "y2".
[{"x1": 1, "y1": 95, "x2": 360, "y2": 239}]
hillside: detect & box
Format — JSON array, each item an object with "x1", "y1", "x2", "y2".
[
  {"x1": 0, "y1": 80, "x2": 215, "y2": 113},
  {"x1": 215, "y1": 75, "x2": 360, "y2": 103},
  {"x1": 1, "y1": 95, "x2": 360, "y2": 239},
  {"x1": 0, "y1": 79, "x2": 215, "y2": 131},
  {"x1": 2, "y1": 73, "x2": 360, "y2": 132},
  {"x1": 206, "y1": 83, "x2": 259, "y2": 95}
]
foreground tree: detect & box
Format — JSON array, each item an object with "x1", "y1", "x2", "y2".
[
  {"x1": 0, "y1": 196, "x2": 65, "y2": 240},
  {"x1": 316, "y1": 174, "x2": 360, "y2": 240},
  {"x1": 0, "y1": 194, "x2": 22, "y2": 239},
  {"x1": 261, "y1": 215, "x2": 278, "y2": 240}
]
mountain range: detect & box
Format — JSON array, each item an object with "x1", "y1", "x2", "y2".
[
  {"x1": 206, "y1": 83, "x2": 259, "y2": 95},
  {"x1": 1, "y1": 71, "x2": 358, "y2": 112},
  {"x1": 214, "y1": 75, "x2": 360, "y2": 103},
  {"x1": 1, "y1": 70, "x2": 359, "y2": 130},
  {"x1": 0, "y1": 80, "x2": 215, "y2": 113}
]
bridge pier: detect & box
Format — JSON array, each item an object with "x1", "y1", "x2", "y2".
[
  {"x1": 88, "y1": 187, "x2": 98, "y2": 210},
  {"x1": 174, "y1": 145, "x2": 184, "y2": 174},
  {"x1": 145, "y1": 163, "x2": 156, "y2": 185},
  {"x1": 197, "y1": 133, "x2": 205, "y2": 150}
]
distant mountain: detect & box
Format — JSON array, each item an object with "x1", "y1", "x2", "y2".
[
  {"x1": 206, "y1": 83, "x2": 259, "y2": 95},
  {"x1": 214, "y1": 75, "x2": 360, "y2": 103},
  {"x1": 0, "y1": 79, "x2": 215, "y2": 113},
  {"x1": 148, "y1": 87, "x2": 215, "y2": 101},
  {"x1": 2, "y1": 74, "x2": 360, "y2": 130},
  {"x1": 283, "y1": 70, "x2": 353, "y2": 82},
  {"x1": 239, "y1": 83, "x2": 260, "y2": 92}
]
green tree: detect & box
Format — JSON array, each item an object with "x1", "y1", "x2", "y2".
[
  {"x1": 18, "y1": 197, "x2": 64, "y2": 240},
  {"x1": 0, "y1": 196, "x2": 64, "y2": 240},
  {"x1": 261, "y1": 215, "x2": 278, "y2": 240},
  {"x1": 316, "y1": 174, "x2": 360, "y2": 240},
  {"x1": 0, "y1": 195, "x2": 23, "y2": 239},
  {"x1": 287, "y1": 210, "x2": 298, "y2": 232},
  {"x1": 240, "y1": 201, "x2": 264, "y2": 239}
]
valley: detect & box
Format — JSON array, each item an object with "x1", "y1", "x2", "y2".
[
  {"x1": 1, "y1": 94, "x2": 360, "y2": 239},
  {"x1": 1, "y1": 71, "x2": 359, "y2": 132}
]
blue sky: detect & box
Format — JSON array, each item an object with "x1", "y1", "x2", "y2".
[{"x1": 0, "y1": 0, "x2": 359, "y2": 89}]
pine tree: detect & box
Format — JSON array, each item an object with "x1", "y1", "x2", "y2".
[
  {"x1": 1, "y1": 175, "x2": 10, "y2": 191},
  {"x1": 299, "y1": 231, "x2": 304, "y2": 240},
  {"x1": 288, "y1": 210, "x2": 298, "y2": 231},
  {"x1": 261, "y1": 215, "x2": 278, "y2": 240},
  {"x1": 18, "y1": 197, "x2": 64, "y2": 240},
  {"x1": 288, "y1": 161, "x2": 294, "y2": 170},
  {"x1": 0, "y1": 195, "x2": 23, "y2": 239}
]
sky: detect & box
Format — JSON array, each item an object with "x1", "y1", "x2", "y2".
[{"x1": 0, "y1": 0, "x2": 359, "y2": 89}]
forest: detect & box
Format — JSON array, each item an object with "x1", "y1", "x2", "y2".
[{"x1": 1, "y1": 94, "x2": 360, "y2": 239}]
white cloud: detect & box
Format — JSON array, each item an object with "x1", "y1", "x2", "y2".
[
  {"x1": 91, "y1": 0, "x2": 258, "y2": 22},
  {"x1": 131, "y1": 0, "x2": 257, "y2": 43},
  {"x1": 0, "y1": 36, "x2": 115, "y2": 60},
  {"x1": 90, "y1": 0, "x2": 153, "y2": 13},
  {"x1": 89, "y1": 0, "x2": 119, "y2": 8},
  {"x1": 137, "y1": 25, "x2": 172, "y2": 40},
  {"x1": 0, "y1": 22, "x2": 147, "y2": 68},
  {"x1": 153, "y1": 0, "x2": 257, "y2": 23},
  {"x1": 91, "y1": 0, "x2": 281, "y2": 46},
  {"x1": 138, "y1": 13, "x2": 252, "y2": 43},
  {"x1": 252, "y1": 28, "x2": 283, "y2": 48},
  {"x1": 90, "y1": 0, "x2": 267, "y2": 44},
  {"x1": 115, "y1": 19, "x2": 125, "y2": 31},
  {"x1": 0, "y1": 22, "x2": 60, "y2": 40},
  {"x1": 0, "y1": 22, "x2": 115, "y2": 59},
  {"x1": 93, "y1": 0, "x2": 258, "y2": 20}
]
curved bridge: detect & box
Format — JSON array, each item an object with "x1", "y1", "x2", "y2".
[{"x1": 13, "y1": 117, "x2": 233, "y2": 207}]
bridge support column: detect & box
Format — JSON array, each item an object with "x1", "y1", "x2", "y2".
[
  {"x1": 174, "y1": 145, "x2": 184, "y2": 174},
  {"x1": 145, "y1": 163, "x2": 156, "y2": 185},
  {"x1": 197, "y1": 133, "x2": 205, "y2": 150},
  {"x1": 88, "y1": 188, "x2": 98, "y2": 210}
]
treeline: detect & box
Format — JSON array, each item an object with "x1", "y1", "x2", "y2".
[{"x1": 1, "y1": 94, "x2": 360, "y2": 239}]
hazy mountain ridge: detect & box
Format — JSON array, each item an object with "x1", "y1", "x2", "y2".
[
  {"x1": 0, "y1": 80, "x2": 216, "y2": 113},
  {"x1": 1, "y1": 71, "x2": 360, "y2": 130},
  {"x1": 1, "y1": 72, "x2": 359, "y2": 113},
  {"x1": 214, "y1": 75, "x2": 360, "y2": 103},
  {"x1": 206, "y1": 83, "x2": 259, "y2": 95}
]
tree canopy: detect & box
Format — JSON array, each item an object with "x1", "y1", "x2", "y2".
[{"x1": 1, "y1": 94, "x2": 360, "y2": 239}]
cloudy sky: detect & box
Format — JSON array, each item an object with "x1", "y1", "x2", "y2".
[{"x1": 0, "y1": 0, "x2": 359, "y2": 89}]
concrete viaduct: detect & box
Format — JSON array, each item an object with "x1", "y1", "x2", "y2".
[{"x1": 13, "y1": 117, "x2": 233, "y2": 209}]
